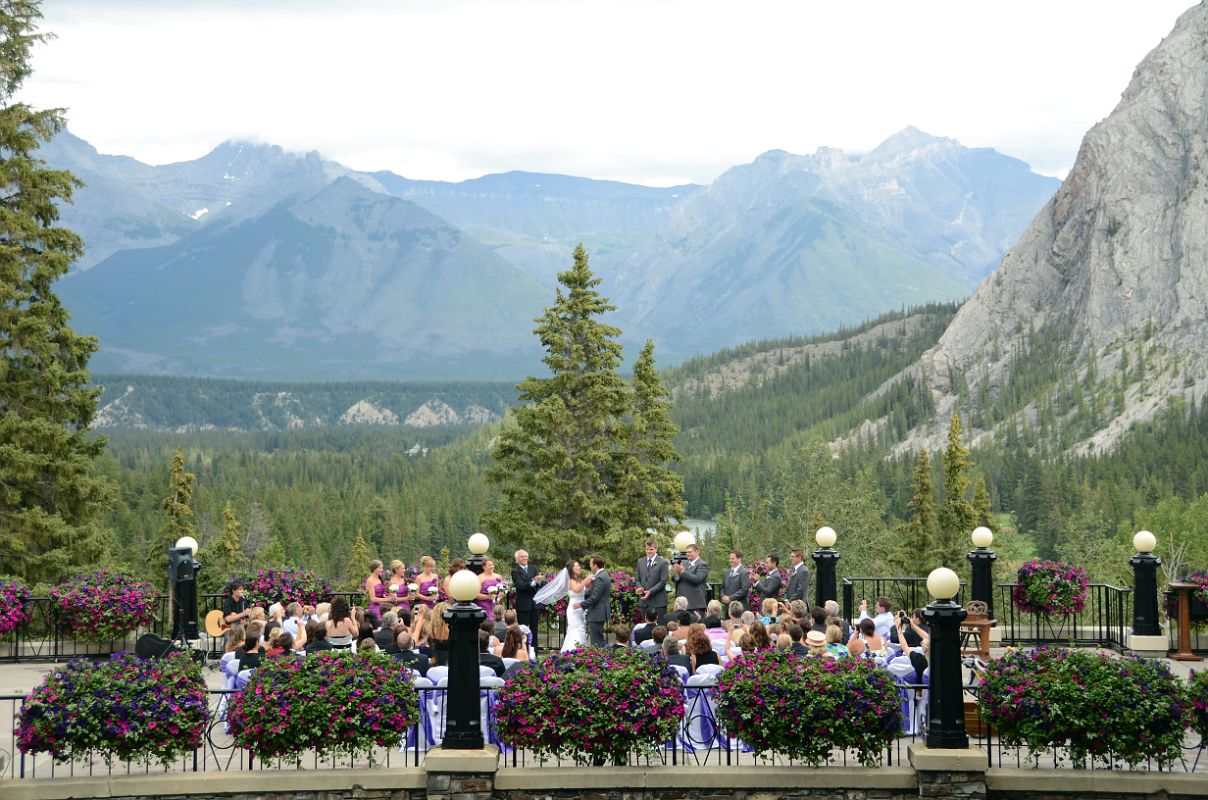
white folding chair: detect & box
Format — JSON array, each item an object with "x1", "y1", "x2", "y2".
[
  {"x1": 696, "y1": 663, "x2": 724, "y2": 678},
  {"x1": 501, "y1": 657, "x2": 518, "y2": 671},
  {"x1": 478, "y1": 665, "x2": 498, "y2": 680},
  {"x1": 427, "y1": 665, "x2": 450, "y2": 684},
  {"x1": 671, "y1": 665, "x2": 689, "y2": 682}
]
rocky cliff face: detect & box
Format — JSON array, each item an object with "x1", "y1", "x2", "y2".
[{"x1": 911, "y1": 1, "x2": 1208, "y2": 453}]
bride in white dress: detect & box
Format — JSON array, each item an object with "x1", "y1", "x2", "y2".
[{"x1": 534, "y1": 559, "x2": 593, "y2": 652}]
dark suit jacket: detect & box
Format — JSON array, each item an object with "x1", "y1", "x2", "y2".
[
  {"x1": 633, "y1": 623, "x2": 654, "y2": 645},
  {"x1": 391, "y1": 649, "x2": 431, "y2": 676},
  {"x1": 581, "y1": 569, "x2": 611, "y2": 624},
  {"x1": 789, "y1": 642, "x2": 810, "y2": 657},
  {"x1": 636, "y1": 555, "x2": 669, "y2": 613},
  {"x1": 674, "y1": 559, "x2": 709, "y2": 609},
  {"x1": 666, "y1": 653, "x2": 693, "y2": 671},
  {"x1": 786, "y1": 562, "x2": 810, "y2": 605},
  {"x1": 479, "y1": 652, "x2": 506, "y2": 678},
  {"x1": 720, "y1": 565, "x2": 751, "y2": 609},
  {"x1": 755, "y1": 569, "x2": 782, "y2": 602},
  {"x1": 512, "y1": 564, "x2": 542, "y2": 611}
]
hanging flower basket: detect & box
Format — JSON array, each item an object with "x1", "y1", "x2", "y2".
[
  {"x1": 0, "y1": 578, "x2": 34, "y2": 635},
  {"x1": 235, "y1": 567, "x2": 333, "y2": 607},
  {"x1": 51, "y1": 571, "x2": 158, "y2": 643},
  {"x1": 1011, "y1": 560, "x2": 1088, "y2": 619}
]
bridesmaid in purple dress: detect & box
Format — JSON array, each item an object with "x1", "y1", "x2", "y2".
[
  {"x1": 386, "y1": 559, "x2": 413, "y2": 615},
  {"x1": 415, "y1": 556, "x2": 440, "y2": 610},
  {"x1": 477, "y1": 559, "x2": 504, "y2": 616},
  {"x1": 365, "y1": 560, "x2": 385, "y2": 617}
]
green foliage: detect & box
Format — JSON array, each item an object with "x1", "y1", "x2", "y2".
[
  {"x1": 0, "y1": 1, "x2": 113, "y2": 583},
  {"x1": 16, "y1": 651, "x2": 207, "y2": 765},
  {"x1": 494, "y1": 646, "x2": 684, "y2": 765},
  {"x1": 226, "y1": 651, "x2": 419, "y2": 762},
  {"x1": 978, "y1": 648, "x2": 1188, "y2": 767},
  {"x1": 345, "y1": 531, "x2": 374, "y2": 590},
  {"x1": 893, "y1": 450, "x2": 937, "y2": 575},
  {"x1": 200, "y1": 504, "x2": 245, "y2": 594},
  {"x1": 160, "y1": 450, "x2": 196, "y2": 569},
  {"x1": 714, "y1": 650, "x2": 902, "y2": 766},
  {"x1": 1189, "y1": 669, "x2": 1208, "y2": 739},
  {"x1": 937, "y1": 412, "x2": 976, "y2": 571}
]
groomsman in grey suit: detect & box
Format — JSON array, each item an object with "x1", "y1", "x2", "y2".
[
  {"x1": 720, "y1": 550, "x2": 751, "y2": 611},
  {"x1": 754, "y1": 554, "x2": 783, "y2": 605},
  {"x1": 578, "y1": 555, "x2": 612, "y2": 646},
  {"x1": 672, "y1": 543, "x2": 709, "y2": 618},
  {"x1": 636, "y1": 538, "x2": 669, "y2": 617},
  {"x1": 785, "y1": 548, "x2": 810, "y2": 609}
]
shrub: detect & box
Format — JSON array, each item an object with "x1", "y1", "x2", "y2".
[
  {"x1": 979, "y1": 647, "x2": 1188, "y2": 766},
  {"x1": 0, "y1": 577, "x2": 33, "y2": 634},
  {"x1": 714, "y1": 650, "x2": 901, "y2": 766},
  {"x1": 51, "y1": 571, "x2": 157, "y2": 642},
  {"x1": 17, "y1": 651, "x2": 207, "y2": 765},
  {"x1": 1011, "y1": 560, "x2": 1089, "y2": 618},
  {"x1": 495, "y1": 646, "x2": 683, "y2": 764},
  {"x1": 226, "y1": 651, "x2": 418, "y2": 761},
  {"x1": 1188, "y1": 669, "x2": 1208, "y2": 739},
  {"x1": 236, "y1": 567, "x2": 333, "y2": 607},
  {"x1": 745, "y1": 560, "x2": 788, "y2": 609}
]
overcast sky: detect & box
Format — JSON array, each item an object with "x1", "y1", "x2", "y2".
[{"x1": 20, "y1": 0, "x2": 1196, "y2": 186}]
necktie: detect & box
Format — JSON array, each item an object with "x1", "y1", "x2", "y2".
[{"x1": 648, "y1": 559, "x2": 654, "y2": 569}]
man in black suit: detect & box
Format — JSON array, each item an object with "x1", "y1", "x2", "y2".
[
  {"x1": 785, "y1": 548, "x2": 810, "y2": 609},
  {"x1": 754, "y1": 555, "x2": 783, "y2": 605},
  {"x1": 478, "y1": 630, "x2": 506, "y2": 677},
  {"x1": 720, "y1": 550, "x2": 751, "y2": 611},
  {"x1": 391, "y1": 631, "x2": 430, "y2": 676},
  {"x1": 672, "y1": 544, "x2": 709, "y2": 618},
  {"x1": 578, "y1": 555, "x2": 611, "y2": 646},
  {"x1": 511, "y1": 550, "x2": 545, "y2": 654},
  {"x1": 633, "y1": 607, "x2": 659, "y2": 645},
  {"x1": 636, "y1": 538, "x2": 669, "y2": 619},
  {"x1": 787, "y1": 624, "x2": 809, "y2": 656}
]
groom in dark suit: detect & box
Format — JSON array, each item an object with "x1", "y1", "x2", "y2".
[
  {"x1": 636, "y1": 538, "x2": 668, "y2": 618},
  {"x1": 785, "y1": 548, "x2": 810, "y2": 610},
  {"x1": 578, "y1": 555, "x2": 611, "y2": 647}
]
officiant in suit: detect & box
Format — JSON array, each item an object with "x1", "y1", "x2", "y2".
[
  {"x1": 720, "y1": 550, "x2": 751, "y2": 611},
  {"x1": 636, "y1": 538, "x2": 669, "y2": 617},
  {"x1": 672, "y1": 543, "x2": 709, "y2": 618},
  {"x1": 511, "y1": 550, "x2": 545, "y2": 653},
  {"x1": 754, "y1": 554, "x2": 783, "y2": 605},
  {"x1": 785, "y1": 548, "x2": 810, "y2": 609},
  {"x1": 578, "y1": 555, "x2": 611, "y2": 646}
]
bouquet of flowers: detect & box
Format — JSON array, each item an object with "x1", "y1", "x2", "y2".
[
  {"x1": 978, "y1": 647, "x2": 1188, "y2": 766},
  {"x1": 714, "y1": 649, "x2": 901, "y2": 766},
  {"x1": 745, "y1": 560, "x2": 789, "y2": 610},
  {"x1": 495, "y1": 646, "x2": 684, "y2": 765},
  {"x1": 237, "y1": 567, "x2": 333, "y2": 607},
  {"x1": 608, "y1": 570, "x2": 641, "y2": 624},
  {"x1": 1011, "y1": 560, "x2": 1089, "y2": 618},
  {"x1": 0, "y1": 578, "x2": 33, "y2": 635},
  {"x1": 226, "y1": 650, "x2": 418, "y2": 762},
  {"x1": 51, "y1": 571, "x2": 157, "y2": 643},
  {"x1": 17, "y1": 651, "x2": 207, "y2": 765},
  {"x1": 488, "y1": 582, "x2": 509, "y2": 596}
]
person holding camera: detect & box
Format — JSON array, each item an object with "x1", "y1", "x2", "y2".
[{"x1": 896, "y1": 608, "x2": 930, "y2": 684}]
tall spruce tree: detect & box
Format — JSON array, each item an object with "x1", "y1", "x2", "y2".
[
  {"x1": 345, "y1": 530, "x2": 373, "y2": 590},
  {"x1": 161, "y1": 450, "x2": 196, "y2": 565},
  {"x1": 0, "y1": 1, "x2": 113, "y2": 582},
  {"x1": 894, "y1": 450, "x2": 937, "y2": 576},
  {"x1": 937, "y1": 411, "x2": 976, "y2": 571},
  {"x1": 609, "y1": 339, "x2": 685, "y2": 562},
  {"x1": 201, "y1": 503, "x2": 245, "y2": 594},
  {"x1": 485, "y1": 244, "x2": 633, "y2": 565}
]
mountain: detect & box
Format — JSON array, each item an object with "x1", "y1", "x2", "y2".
[
  {"x1": 608, "y1": 131, "x2": 1059, "y2": 359},
  {"x1": 58, "y1": 178, "x2": 550, "y2": 380},
  {"x1": 897, "y1": 2, "x2": 1208, "y2": 454}
]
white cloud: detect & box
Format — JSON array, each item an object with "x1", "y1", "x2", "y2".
[{"x1": 19, "y1": 0, "x2": 1196, "y2": 185}]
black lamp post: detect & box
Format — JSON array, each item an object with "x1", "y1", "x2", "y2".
[
  {"x1": 442, "y1": 569, "x2": 487, "y2": 750},
  {"x1": 169, "y1": 536, "x2": 200, "y2": 641},
  {"x1": 812, "y1": 526, "x2": 840, "y2": 608},
  {"x1": 922, "y1": 567, "x2": 968, "y2": 750},
  {"x1": 467, "y1": 532, "x2": 489, "y2": 576},
  {"x1": 966, "y1": 526, "x2": 997, "y2": 621},
  {"x1": 1130, "y1": 530, "x2": 1162, "y2": 637}
]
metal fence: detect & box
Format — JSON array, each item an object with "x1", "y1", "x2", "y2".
[
  {"x1": 841, "y1": 577, "x2": 966, "y2": 622},
  {"x1": 993, "y1": 582, "x2": 1132, "y2": 651}
]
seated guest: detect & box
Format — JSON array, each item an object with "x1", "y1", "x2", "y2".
[
  {"x1": 725, "y1": 601, "x2": 745, "y2": 631},
  {"x1": 662, "y1": 595, "x2": 690, "y2": 625},
  {"x1": 775, "y1": 633, "x2": 792, "y2": 652},
  {"x1": 375, "y1": 611, "x2": 398, "y2": 650},
  {"x1": 479, "y1": 618, "x2": 500, "y2": 653},
  {"x1": 633, "y1": 608, "x2": 659, "y2": 645},
  {"x1": 747, "y1": 620, "x2": 772, "y2": 651},
  {"x1": 825, "y1": 624, "x2": 849, "y2": 657},
  {"x1": 503, "y1": 608, "x2": 529, "y2": 637},
  {"x1": 703, "y1": 600, "x2": 724, "y2": 628},
  {"x1": 788, "y1": 624, "x2": 808, "y2": 656},
  {"x1": 237, "y1": 631, "x2": 265, "y2": 671},
  {"x1": 649, "y1": 625, "x2": 668, "y2": 651},
  {"x1": 304, "y1": 621, "x2": 332, "y2": 654},
  {"x1": 789, "y1": 599, "x2": 808, "y2": 621},
  {"x1": 685, "y1": 625, "x2": 719, "y2": 673},
  {"x1": 662, "y1": 637, "x2": 692, "y2": 671},
  {"x1": 824, "y1": 601, "x2": 852, "y2": 639},
  {"x1": 805, "y1": 629, "x2": 828, "y2": 657},
  {"x1": 326, "y1": 597, "x2": 358, "y2": 648},
  {"x1": 479, "y1": 630, "x2": 506, "y2": 677},
  {"x1": 612, "y1": 623, "x2": 631, "y2": 647},
  {"x1": 492, "y1": 605, "x2": 508, "y2": 642},
  {"x1": 263, "y1": 620, "x2": 281, "y2": 643},
  {"x1": 847, "y1": 617, "x2": 888, "y2": 658},
  {"x1": 282, "y1": 603, "x2": 305, "y2": 637},
  {"x1": 357, "y1": 623, "x2": 376, "y2": 651},
  {"x1": 726, "y1": 631, "x2": 754, "y2": 661},
  {"x1": 758, "y1": 598, "x2": 777, "y2": 625},
  {"x1": 858, "y1": 596, "x2": 896, "y2": 640},
  {"x1": 809, "y1": 606, "x2": 828, "y2": 633},
  {"x1": 265, "y1": 632, "x2": 296, "y2": 658},
  {"x1": 498, "y1": 626, "x2": 531, "y2": 664},
  {"x1": 391, "y1": 631, "x2": 430, "y2": 676},
  {"x1": 705, "y1": 614, "x2": 730, "y2": 645},
  {"x1": 672, "y1": 611, "x2": 693, "y2": 640},
  {"x1": 223, "y1": 623, "x2": 246, "y2": 654}
]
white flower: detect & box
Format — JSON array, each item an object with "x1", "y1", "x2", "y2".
[{"x1": 407, "y1": 583, "x2": 418, "y2": 592}]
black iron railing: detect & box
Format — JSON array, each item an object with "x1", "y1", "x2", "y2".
[{"x1": 994, "y1": 582, "x2": 1132, "y2": 651}]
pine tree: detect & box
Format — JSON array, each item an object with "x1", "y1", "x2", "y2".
[
  {"x1": 972, "y1": 476, "x2": 993, "y2": 528},
  {"x1": 0, "y1": 1, "x2": 114, "y2": 583},
  {"x1": 345, "y1": 530, "x2": 373, "y2": 590},
  {"x1": 201, "y1": 504, "x2": 245, "y2": 593},
  {"x1": 484, "y1": 244, "x2": 631, "y2": 565},
  {"x1": 937, "y1": 411, "x2": 976, "y2": 571},
  {"x1": 161, "y1": 450, "x2": 196, "y2": 566},
  {"x1": 610, "y1": 339, "x2": 685, "y2": 562},
  {"x1": 258, "y1": 534, "x2": 287, "y2": 570},
  {"x1": 894, "y1": 450, "x2": 937, "y2": 576}
]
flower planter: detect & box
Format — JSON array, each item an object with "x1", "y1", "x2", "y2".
[
  {"x1": 1192, "y1": 596, "x2": 1208, "y2": 622},
  {"x1": 963, "y1": 700, "x2": 995, "y2": 737}
]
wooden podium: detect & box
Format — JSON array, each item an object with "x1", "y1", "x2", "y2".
[{"x1": 1168, "y1": 582, "x2": 1204, "y2": 662}]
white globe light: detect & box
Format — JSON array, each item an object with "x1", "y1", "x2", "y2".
[
  {"x1": 175, "y1": 536, "x2": 199, "y2": 557},
  {"x1": 971, "y1": 527, "x2": 994, "y2": 548},
  {"x1": 815, "y1": 526, "x2": 837, "y2": 548},
  {"x1": 468, "y1": 532, "x2": 490, "y2": 555},
  {"x1": 1133, "y1": 530, "x2": 1157, "y2": 553},
  {"x1": 673, "y1": 530, "x2": 696, "y2": 552},
  {"x1": 927, "y1": 567, "x2": 961, "y2": 601},
  {"x1": 449, "y1": 569, "x2": 481, "y2": 602}
]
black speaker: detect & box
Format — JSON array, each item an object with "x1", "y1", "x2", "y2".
[{"x1": 135, "y1": 633, "x2": 177, "y2": 660}]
